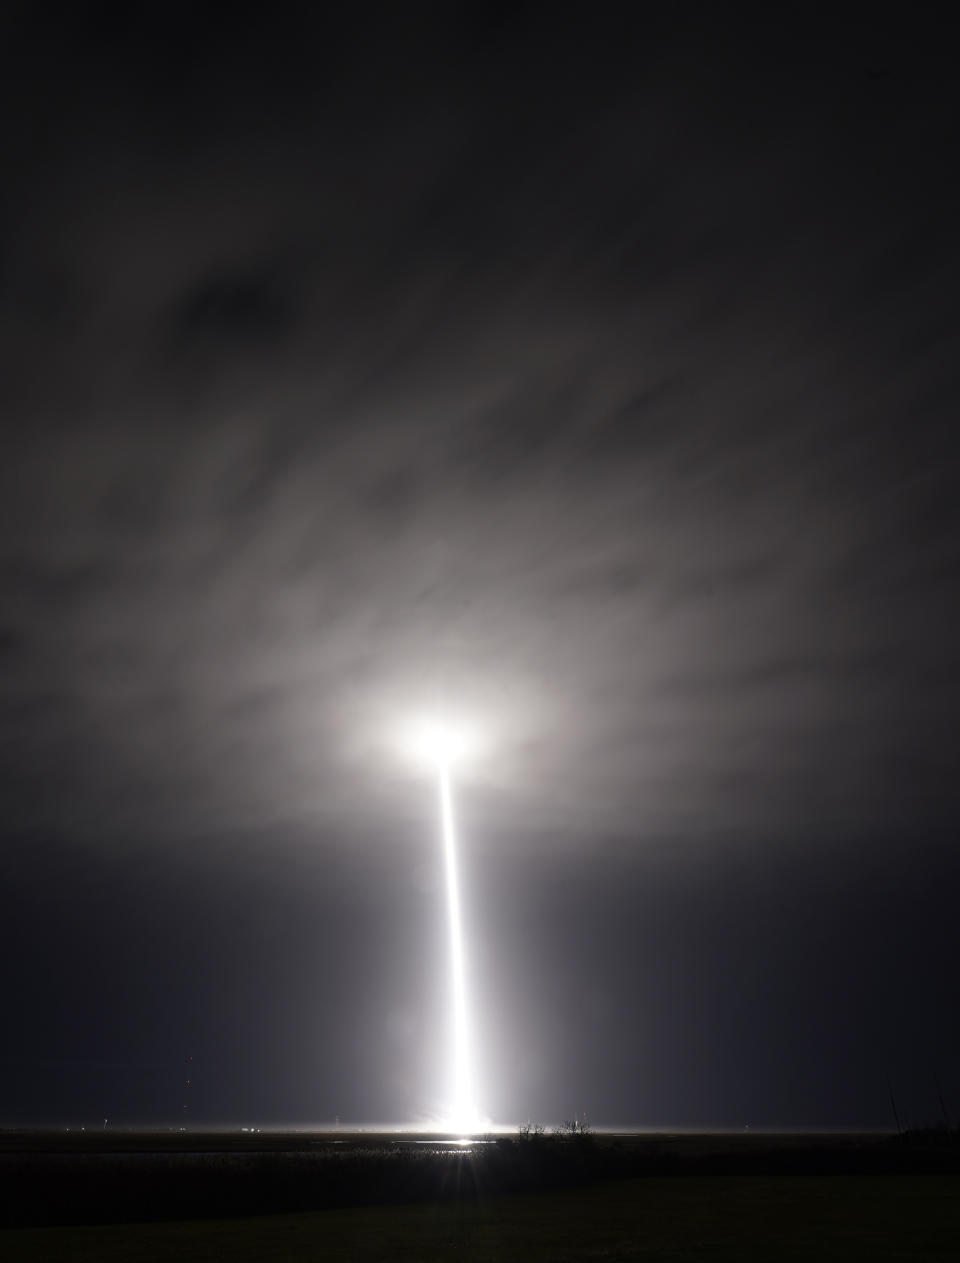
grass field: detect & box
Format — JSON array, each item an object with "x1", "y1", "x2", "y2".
[{"x1": 6, "y1": 1173, "x2": 960, "y2": 1262}]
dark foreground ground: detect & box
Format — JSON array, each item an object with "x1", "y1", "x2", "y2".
[
  {"x1": 5, "y1": 1174, "x2": 960, "y2": 1262},
  {"x1": 3, "y1": 1129, "x2": 959, "y2": 1260}
]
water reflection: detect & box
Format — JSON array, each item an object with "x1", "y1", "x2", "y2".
[{"x1": 412, "y1": 1136, "x2": 494, "y2": 1154}]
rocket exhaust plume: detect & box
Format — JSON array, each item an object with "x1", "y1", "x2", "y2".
[
  {"x1": 437, "y1": 759, "x2": 475, "y2": 1130},
  {"x1": 398, "y1": 714, "x2": 484, "y2": 1131}
]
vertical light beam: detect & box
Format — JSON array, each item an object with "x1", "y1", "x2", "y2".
[{"x1": 437, "y1": 760, "x2": 474, "y2": 1130}]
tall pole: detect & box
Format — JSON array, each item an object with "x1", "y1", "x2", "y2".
[{"x1": 438, "y1": 760, "x2": 473, "y2": 1128}]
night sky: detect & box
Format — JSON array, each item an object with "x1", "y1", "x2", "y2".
[{"x1": 3, "y1": 8, "x2": 959, "y2": 1131}]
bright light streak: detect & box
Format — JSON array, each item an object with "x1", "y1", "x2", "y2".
[
  {"x1": 391, "y1": 708, "x2": 485, "y2": 1130},
  {"x1": 437, "y1": 760, "x2": 478, "y2": 1132}
]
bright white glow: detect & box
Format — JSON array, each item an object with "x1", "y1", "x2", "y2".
[
  {"x1": 397, "y1": 714, "x2": 485, "y2": 777},
  {"x1": 420, "y1": 721, "x2": 465, "y2": 769},
  {"x1": 437, "y1": 762, "x2": 479, "y2": 1132}
]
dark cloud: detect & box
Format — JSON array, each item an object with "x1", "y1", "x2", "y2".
[{"x1": 171, "y1": 268, "x2": 300, "y2": 350}]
